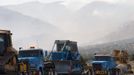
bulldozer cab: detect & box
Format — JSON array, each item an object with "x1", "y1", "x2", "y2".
[
  {"x1": 0, "y1": 30, "x2": 12, "y2": 55},
  {"x1": 0, "y1": 30, "x2": 17, "y2": 73}
]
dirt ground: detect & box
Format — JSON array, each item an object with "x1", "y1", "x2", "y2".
[{"x1": 0, "y1": 71, "x2": 17, "y2": 75}]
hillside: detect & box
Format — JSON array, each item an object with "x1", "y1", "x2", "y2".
[
  {"x1": 0, "y1": 7, "x2": 62, "y2": 49},
  {"x1": 101, "y1": 21, "x2": 134, "y2": 42},
  {"x1": 79, "y1": 38, "x2": 134, "y2": 59},
  {"x1": 6, "y1": 1, "x2": 134, "y2": 43},
  {"x1": 6, "y1": 1, "x2": 72, "y2": 30},
  {"x1": 4, "y1": 1, "x2": 134, "y2": 50}
]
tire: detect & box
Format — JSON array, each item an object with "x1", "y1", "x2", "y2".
[
  {"x1": 107, "y1": 70, "x2": 111, "y2": 75},
  {"x1": 39, "y1": 70, "x2": 42, "y2": 75},
  {"x1": 108, "y1": 69, "x2": 114, "y2": 75},
  {"x1": 87, "y1": 69, "x2": 93, "y2": 75},
  {"x1": 114, "y1": 68, "x2": 120, "y2": 75},
  {"x1": 48, "y1": 69, "x2": 55, "y2": 75},
  {"x1": 39, "y1": 67, "x2": 43, "y2": 75},
  {"x1": 54, "y1": 71, "x2": 57, "y2": 75},
  {"x1": 19, "y1": 72, "x2": 28, "y2": 75},
  {"x1": 87, "y1": 71, "x2": 91, "y2": 75}
]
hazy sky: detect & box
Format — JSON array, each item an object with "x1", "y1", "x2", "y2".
[
  {"x1": 1, "y1": 0, "x2": 134, "y2": 49},
  {"x1": 0, "y1": 0, "x2": 130, "y2": 4},
  {"x1": 0, "y1": 0, "x2": 133, "y2": 11},
  {"x1": 0, "y1": 0, "x2": 132, "y2": 12},
  {"x1": 0, "y1": 0, "x2": 131, "y2": 7}
]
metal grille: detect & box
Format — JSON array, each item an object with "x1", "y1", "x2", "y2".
[{"x1": 93, "y1": 63, "x2": 102, "y2": 70}]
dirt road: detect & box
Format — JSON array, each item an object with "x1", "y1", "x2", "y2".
[{"x1": 0, "y1": 71, "x2": 17, "y2": 75}]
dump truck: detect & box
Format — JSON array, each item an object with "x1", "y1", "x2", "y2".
[
  {"x1": 89, "y1": 50, "x2": 133, "y2": 75},
  {"x1": 0, "y1": 30, "x2": 18, "y2": 74},
  {"x1": 47, "y1": 40, "x2": 83, "y2": 75},
  {"x1": 18, "y1": 47, "x2": 45, "y2": 75}
]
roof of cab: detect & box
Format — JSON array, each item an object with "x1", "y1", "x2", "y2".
[
  {"x1": 55, "y1": 40, "x2": 77, "y2": 44},
  {"x1": 0, "y1": 30, "x2": 12, "y2": 34},
  {"x1": 94, "y1": 54, "x2": 112, "y2": 57},
  {"x1": 19, "y1": 48, "x2": 43, "y2": 51}
]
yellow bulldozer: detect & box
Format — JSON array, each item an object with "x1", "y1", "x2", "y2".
[
  {"x1": 112, "y1": 49, "x2": 133, "y2": 74},
  {"x1": 0, "y1": 30, "x2": 18, "y2": 74}
]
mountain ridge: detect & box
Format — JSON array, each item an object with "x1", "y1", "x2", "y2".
[{"x1": 0, "y1": 6, "x2": 62, "y2": 49}]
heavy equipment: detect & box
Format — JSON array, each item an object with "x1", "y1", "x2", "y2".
[
  {"x1": 90, "y1": 50, "x2": 133, "y2": 75},
  {"x1": 47, "y1": 40, "x2": 83, "y2": 75},
  {"x1": 112, "y1": 49, "x2": 133, "y2": 74},
  {"x1": 90, "y1": 54, "x2": 118, "y2": 75},
  {"x1": 0, "y1": 30, "x2": 18, "y2": 74},
  {"x1": 18, "y1": 47, "x2": 45, "y2": 75}
]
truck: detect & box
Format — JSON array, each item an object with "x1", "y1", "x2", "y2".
[
  {"x1": 0, "y1": 30, "x2": 18, "y2": 74},
  {"x1": 91, "y1": 54, "x2": 118, "y2": 75},
  {"x1": 90, "y1": 50, "x2": 133, "y2": 75},
  {"x1": 47, "y1": 40, "x2": 83, "y2": 75},
  {"x1": 18, "y1": 47, "x2": 45, "y2": 75}
]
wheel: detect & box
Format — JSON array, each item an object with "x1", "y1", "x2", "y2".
[
  {"x1": 48, "y1": 69, "x2": 55, "y2": 75},
  {"x1": 113, "y1": 68, "x2": 120, "y2": 75},
  {"x1": 54, "y1": 71, "x2": 57, "y2": 75},
  {"x1": 107, "y1": 70, "x2": 111, "y2": 75},
  {"x1": 39, "y1": 67, "x2": 43, "y2": 75},
  {"x1": 87, "y1": 71, "x2": 92, "y2": 75},
  {"x1": 19, "y1": 72, "x2": 28, "y2": 75},
  {"x1": 87, "y1": 69, "x2": 93, "y2": 75},
  {"x1": 39, "y1": 70, "x2": 43, "y2": 75}
]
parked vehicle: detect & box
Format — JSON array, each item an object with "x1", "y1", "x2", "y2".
[
  {"x1": 89, "y1": 50, "x2": 133, "y2": 75},
  {"x1": 18, "y1": 47, "x2": 45, "y2": 75},
  {"x1": 91, "y1": 54, "x2": 118, "y2": 75},
  {"x1": 0, "y1": 30, "x2": 18, "y2": 74},
  {"x1": 47, "y1": 40, "x2": 84, "y2": 75}
]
